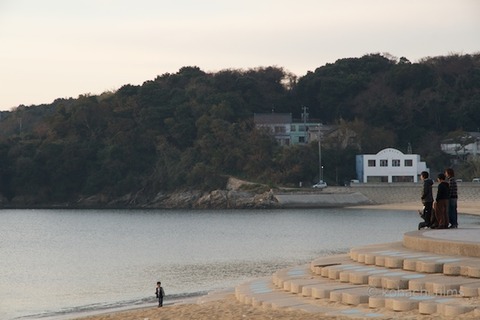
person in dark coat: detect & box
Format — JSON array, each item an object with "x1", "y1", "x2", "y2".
[
  {"x1": 155, "y1": 281, "x2": 165, "y2": 307},
  {"x1": 419, "y1": 171, "x2": 434, "y2": 229},
  {"x1": 433, "y1": 173, "x2": 450, "y2": 229},
  {"x1": 445, "y1": 168, "x2": 458, "y2": 228}
]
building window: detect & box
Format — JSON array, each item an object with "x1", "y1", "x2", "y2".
[
  {"x1": 298, "y1": 125, "x2": 306, "y2": 132},
  {"x1": 299, "y1": 136, "x2": 305, "y2": 143},
  {"x1": 380, "y1": 159, "x2": 388, "y2": 167},
  {"x1": 290, "y1": 125, "x2": 296, "y2": 132},
  {"x1": 393, "y1": 176, "x2": 414, "y2": 182},
  {"x1": 392, "y1": 159, "x2": 400, "y2": 167},
  {"x1": 367, "y1": 176, "x2": 388, "y2": 183},
  {"x1": 368, "y1": 160, "x2": 376, "y2": 167},
  {"x1": 404, "y1": 159, "x2": 413, "y2": 167},
  {"x1": 274, "y1": 126, "x2": 286, "y2": 134}
]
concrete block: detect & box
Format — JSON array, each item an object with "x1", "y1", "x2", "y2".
[
  {"x1": 418, "y1": 301, "x2": 438, "y2": 314},
  {"x1": 467, "y1": 265, "x2": 480, "y2": 278},
  {"x1": 384, "y1": 256, "x2": 405, "y2": 269},
  {"x1": 459, "y1": 281, "x2": 480, "y2": 297},
  {"x1": 310, "y1": 283, "x2": 358, "y2": 299},
  {"x1": 286, "y1": 278, "x2": 320, "y2": 294},
  {"x1": 364, "y1": 253, "x2": 377, "y2": 265},
  {"x1": 430, "y1": 277, "x2": 480, "y2": 295},
  {"x1": 408, "y1": 275, "x2": 445, "y2": 293},
  {"x1": 329, "y1": 289, "x2": 343, "y2": 302},
  {"x1": 368, "y1": 295, "x2": 385, "y2": 308},
  {"x1": 341, "y1": 287, "x2": 370, "y2": 305},
  {"x1": 442, "y1": 304, "x2": 475, "y2": 316},
  {"x1": 417, "y1": 260, "x2": 444, "y2": 273},
  {"x1": 403, "y1": 258, "x2": 418, "y2": 271},
  {"x1": 443, "y1": 262, "x2": 462, "y2": 275}
]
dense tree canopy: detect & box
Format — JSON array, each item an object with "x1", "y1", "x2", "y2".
[{"x1": 1, "y1": 53, "x2": 479, "y2": 204}]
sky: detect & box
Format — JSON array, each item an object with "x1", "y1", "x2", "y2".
[{"x1": 0, "y1": 0, "x2": 479, "y2": 111}]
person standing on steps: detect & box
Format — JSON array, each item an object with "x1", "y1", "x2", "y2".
[
  {"x1": 445, "y1": 168, "x2": 458, "y2": 228},
  {"x1": 434, "y1": 173, "x2": 450, "y2": 229},
  {"x1": 155, "y1": 281, "x2": 165, "y2": 307}
]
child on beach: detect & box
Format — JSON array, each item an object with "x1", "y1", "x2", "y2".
[{"x1": 155, "y1": 281, "x2": 165, "y2": 307}]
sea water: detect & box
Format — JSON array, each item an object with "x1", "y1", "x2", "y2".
[{"x1": 1, "y1": 208, "x2": 479, "y2": 320}]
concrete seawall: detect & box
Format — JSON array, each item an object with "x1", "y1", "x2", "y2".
[{"x1": 274, "y1": 183, "x2": 480, "y2": 208}]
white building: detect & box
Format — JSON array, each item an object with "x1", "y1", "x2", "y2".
[
  {"x1": 356, "y1": 148, "x2": 428, "y2": 183},
  {"x1": 441, "y1": 132, "x2": 480, "y2": 157}
]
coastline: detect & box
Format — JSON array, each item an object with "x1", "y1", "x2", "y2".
[
  {"x1": 73, "y1": 200, "x2": 480, "y2": 320},
  {"x1": 350, "y1": 200, "x2": 480, "y2": 216}
]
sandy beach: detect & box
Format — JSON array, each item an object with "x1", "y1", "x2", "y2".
[
  {"x1": 76, "y1": 292, "x2": 478, "y2": 320},
  {"x1": 75, "y1": 201, "x2": 480, "y2": 320}
]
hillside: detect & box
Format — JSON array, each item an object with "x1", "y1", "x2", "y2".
[{"x1": 0, "y1": 53, "x2": 479, "y2": 207}]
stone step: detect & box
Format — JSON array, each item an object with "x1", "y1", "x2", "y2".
[
  {"x1": 350, "y1": 243, "x2": 480, "y2": 277},
  {"x1": 276, "y1": 260, "x2": 480, "y2": 315},
  {"x1": 403, "y1": 228, "x2": 480, "y2": 258},
  {"x1": 237, "y1": 264, "x2": 480, "y2": 317},
  {"x1": 311, "y1": 258, "x2": 475, "y2": 296},
  {"x1": 235, "y1": 227, "x2": 480, "y2": 318},
  {"x1": 236, "y1": 277, "x2": 388, "y2": 318}
]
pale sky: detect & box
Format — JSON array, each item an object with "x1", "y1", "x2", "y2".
[{"x1": 0, "y1": 0, "x2": 479, "y2": 111}]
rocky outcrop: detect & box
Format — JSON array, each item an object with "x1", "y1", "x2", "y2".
[{"x1": 72, "y1": 184, "x2": 279, "y2": 209}]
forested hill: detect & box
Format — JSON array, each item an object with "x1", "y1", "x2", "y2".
[{"x1": 0, "y1": 53, "x2": 479, "y2": 206}]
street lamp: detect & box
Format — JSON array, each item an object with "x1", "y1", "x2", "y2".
[{"x1": 318, "y1": 125, "x2": 322, "y2": 182}]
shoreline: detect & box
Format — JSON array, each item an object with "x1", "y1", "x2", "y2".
[
  {"x1": 349, "y1": 200, "x2": 480, "y2": 216},
  {"x1": 73, "y1": 201, "x2": 480, "y2": 320}
]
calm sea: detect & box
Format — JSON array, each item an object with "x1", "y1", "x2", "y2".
[{"x1": 2, "y1": 208, "x2": 478, "y2": 320}]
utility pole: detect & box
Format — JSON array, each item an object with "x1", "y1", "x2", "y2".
[
  {"x1": 302, "y1": 106, "x2": 308, "y2": 143},
  {"x1": 318, "y1": 124, "x2": 322, "y2": 182}
]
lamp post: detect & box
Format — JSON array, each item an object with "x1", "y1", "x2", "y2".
[{"x1": 318, "y1": 125, "x2": 322, "y2": 182}]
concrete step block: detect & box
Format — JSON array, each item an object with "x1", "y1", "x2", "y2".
[
  {"x1": 339, "y1": 266, "x2": 380, "y2": 284},
  {"x1": 368, "y1": 270, "x2": 409, "y2": 288},
  {"x1": 429, "y1": 276, "x2": 480, "y2": 295},
  {"x1": 310, "y1": 283, "x2": 359, "y2": 299},
  {"x1": 418, "y1": 300, "x2": 438, "y2": 314},
  {"x1": 417, "y1": 256, "x2": 464, "y2": 273},
  {"x1": 384, "y1": 293, "x2": 442, "y2": 312},
  {"x1": 443, "y1": 259, "x2": 470, "y2": 276},
  {"x1": 383, "y1": 275, "x2": 416, "y2": 290},
  {"x1": 442, "y1": 258, "x2": 480, "y2": 277},
  {"x1": 408, "y1": 274, "x2": 448, "y2": 292},
  {"x1": 300, "y1": 278, "x2": 333, "y2": 297},
  {"x1": 459, "y1": 281, "x2": 480, "y2": 297},
  {"x1": 418, "y1": 297, "x2": 459, "y2": 314},
  {"x1": 284, "y1": 278, "x2": 320, "y2": 294},
  {"x1": 363, "y1": 253, "x2": 378, "y2": 265},
  {"x1": 272, "y1": 265, "x2": 310, "y2": 288},
  {"x1": 467, "y1": 264, "x2": 480, "y2": 278},
  {"x1": 402, "y1": 255, "x2": 446, "y2": 273},
  {"x1": 340, "y1": 287, "x2": 371, "y2": 305},
  {"x1": 368, "y1": 294, "x2": 386, "y2": 309},
  {"x1": 325, "y1": 264, "x2": 366, "y2": 280},
  {"x1": 441, "y1": 303, "x2": 476, "y2": 317},
  {"x1": 310, "y1": 254, "x2": 350, "y2": 274}
]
